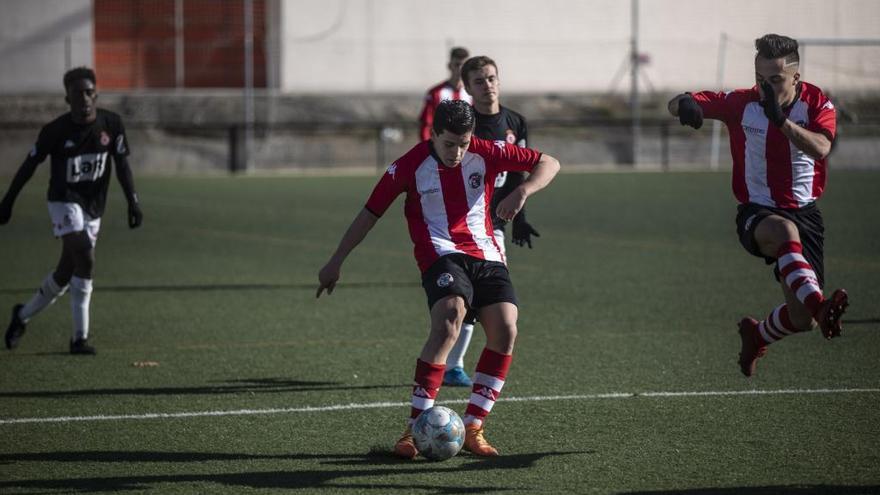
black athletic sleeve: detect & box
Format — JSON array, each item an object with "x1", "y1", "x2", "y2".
[{"x1": 1, "y1": 125, "x2": 52, "y2": 206}]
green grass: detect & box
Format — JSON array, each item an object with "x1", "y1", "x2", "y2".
[{"x1": 1, "y1": 169, "x2": 879, "y2": 494}]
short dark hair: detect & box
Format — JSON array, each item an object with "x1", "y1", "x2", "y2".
[
  {"x1": 432, "y1": 100, "x2": 475, "y2": 136},
  {"x1": 755, "y1": 34, "x2": 799, "y2": 66},
  {"x1": 461, "y1": 56, "x2": 497, "y2": 88},
  {"x1": 63, "y1": 67, "x2": 96, "y2": 91},
  {"x1": 450, "y1": 47, "x2": 469, "y2": 61}
]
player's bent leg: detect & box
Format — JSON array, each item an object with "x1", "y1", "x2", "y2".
[
  {"x1": 395, "y1": 296, "x2": 467, "y2": 459},
  {"x1": 756, "y1": 217, "x2": 837, "y2": 331},
  {"x1": 459, "y1": 303, "x2": 517, "y2": 456},
  {"x1": 420, "y1": 295, "x2": 467, "y2": 364}
]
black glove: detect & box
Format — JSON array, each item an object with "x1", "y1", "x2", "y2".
[
  {"x1": 760, "y1": 81, "x2": 786, "y2": 127},
  {"x1": 127, "y1": 202, "x2": 143, "y2": 229},
  {"x1": 677, "y1": 95, "x2": 704, "y2": 129},
  {"x1": 0, "y1": 199, "x2": 11, "y2": 225},
  {"x1": 512, "y1": 215, "x2": 540, "y2": 248}
]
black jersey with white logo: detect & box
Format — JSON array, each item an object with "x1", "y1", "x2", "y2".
[
  {"x1": 29, "y1": 108, "x2": 129, "y2": 218},
  {"x1": 473, "y1": 106, "x2": 529, "y2": 228}
]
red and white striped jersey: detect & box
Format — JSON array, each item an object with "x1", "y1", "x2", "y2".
[
  {"x1": 365, "y1": 136, "x2": 541, "y2": 273},
  {"x1": 693, "y1": 82, "x2": 836, "y2": 209},
  {"x1": 418, "y1": 82, "x2": 473, "y2": 141}
]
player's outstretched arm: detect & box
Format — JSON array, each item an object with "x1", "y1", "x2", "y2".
[
  {"x1": 316, "y1": 208, "x2": 380, "y2": 298},
  {"x1": 114, "y1": 156, "x2": 143, "y2": 228},
  {"x1": 0, "y1": 158, "x2": 40, "y2": 225},
  {"x1": 495, "y1": 154, "x2": 560, "y2": 222},
  {"x1": 668, "y1": 93, "x2": 703, "y2": 129}
]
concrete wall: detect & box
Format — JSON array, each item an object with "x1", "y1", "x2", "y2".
[
  {"x1": 277, "y1": 0, "x2": 880, "y2": 93},
  {"x1": 0, "y1": 0, "x2": 93, "y2": 93},
  {"x1": 1, "y1": 0, "x2": 877, "y2": 94}
]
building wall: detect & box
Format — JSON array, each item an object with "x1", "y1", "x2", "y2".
[
  {"x1": 94, "y1": 0, "x2": 267, "y2": 89},
  {"x1": 277, "y1": 0, "x2": 880, "y2": 93},
  {"x1": 1, "y1": 0, "x2": 878, "y2": 94},
  {"x1": 0, "y1": 0, "x2": 94, "y2": 93}
]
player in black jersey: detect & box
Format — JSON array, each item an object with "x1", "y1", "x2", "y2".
[
  {"x1": 441, "y1": 55, "x2": 541, "y2": 387},
  {"x1": 1, "y1": 67, "x2": 143, "y2": 355}
]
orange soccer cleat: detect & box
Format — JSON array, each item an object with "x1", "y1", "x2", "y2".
[
  {"x1": 463, "y1": 423, "x2": 499, "y2": 457},
  {"x1": 392, "y1": 426, "x2": 418, "y2": 460}
]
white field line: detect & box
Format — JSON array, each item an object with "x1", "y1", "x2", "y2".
[{"x1": 1, "y1": 387, "x2": 877, "y2": 425}]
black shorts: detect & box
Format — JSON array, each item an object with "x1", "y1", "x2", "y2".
[
  {"x1": 735, "y1": 202, "x2": 825, "y2": 287},
  {"x1": 421, "y1": 254, "x2": 518, "y2": 312}
]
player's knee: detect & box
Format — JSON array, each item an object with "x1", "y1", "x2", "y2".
[
  {"x1": 766, "y1": 218, "x2": 800, "y2": 244},
  {"x1": 758, "y1": 217, "x2": 800, "y2": 255},
  {"x1": 431, "y1": 297, "x2": 467, "y2": 329},
  {"x1": 72, "y1": 247, "x2": 95, "y2": 277},
  {"x1": 489, "y1": 322, "x2": 517, "y2": 354}
]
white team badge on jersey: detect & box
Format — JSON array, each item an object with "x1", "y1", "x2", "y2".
[
  {"x1": 387, "y1": 162, "x2": 397, "y2": 178},
  {"x1": 436, "y1": 273, "x2": 454, "y2": 288},
  {"x1": 64, "y1": 140, "x2": 75, "y2": 149}
]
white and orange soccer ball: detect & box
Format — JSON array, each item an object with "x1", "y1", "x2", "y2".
[{"x1": 411, "y1": 406, "x2": 465, "y2": 461}]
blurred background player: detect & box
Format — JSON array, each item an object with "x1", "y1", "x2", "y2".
[
  {"x1": 667, "y1": 34, "x2": 848, "y2": 377},
  {"x1": 442, "y1": 55, "x2": 542, "y2": 387},
  {"x1": 418, "y1": 47, "x2": 473, "y2": 142},
  {"x1": 1, "y1": 67, "x2": 143, "y2": 355},
  {"x1": 317, "y1": 100, "x2": 560, "y2": 458}
]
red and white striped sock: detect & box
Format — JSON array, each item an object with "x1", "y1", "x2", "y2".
[
  {"x1": 408, "y1": 359, "x2": 445, "y2": 423},
  {"x1": 777, "y1": 241, "x2": 824, "y2": 317},
  {"x1": 757, "y1": 304, "x2": 806, "y2": 345},
  {"x1": 463, "y1": 348, "x2": 512, "y2": 427}
]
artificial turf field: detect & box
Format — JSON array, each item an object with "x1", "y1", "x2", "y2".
[{"x1": 0, "y1": 169, "x2": 878, "y2": 494}]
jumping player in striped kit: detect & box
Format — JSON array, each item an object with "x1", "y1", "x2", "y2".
[
  {"x1": 668, "y1": 34, "x2": 848, "y2": 377},
  {"x1": 317, "y1": 100, "x2": 560, "y2": 457}
]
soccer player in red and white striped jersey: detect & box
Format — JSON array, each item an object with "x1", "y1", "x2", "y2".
[
  {"x1": 317, "y1": 100, "x2": 561, "y2": 457},
  {"x1": 418, "y1": 47, "x2": 473, "y2": 142},
  {"x1": 668, "y1": 34, "x2": 848, "y2": 377}
]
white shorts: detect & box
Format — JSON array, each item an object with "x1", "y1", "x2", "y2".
[{"x1": 48, "y1": 202, "x2": 101, "y2": 246}]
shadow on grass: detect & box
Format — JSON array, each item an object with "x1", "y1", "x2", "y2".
[
  {"x1": 620, "y1": 486, "x2": 880, "y2": 495},
  {"x1": 0, "y1": 377, "x2": 408, "y2": 399},
  {"x1": 0, "y1": 281, "x2": 419, "y2": 295},
  {"x1": 844, "y1": 318, "x2": 880, "y2": 325},
  {"x1": 0, "y1": 450, "x2": 591, "y2": 493}
]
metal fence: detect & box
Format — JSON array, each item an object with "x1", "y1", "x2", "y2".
[{"x1": 1, "y1": 118, "x2": 877, "y2": 175}]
